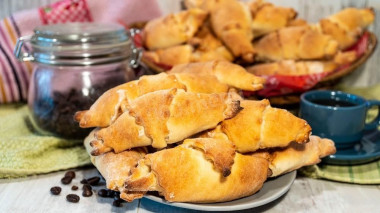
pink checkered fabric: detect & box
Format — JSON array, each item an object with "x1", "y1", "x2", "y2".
[{"x1": 39, "y1": 0, "x2": 92, "y2": 24}]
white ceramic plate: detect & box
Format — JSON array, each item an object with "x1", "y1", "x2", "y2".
[{"x1": 144, "y1": 171, "x2": 296, "y2": 211}]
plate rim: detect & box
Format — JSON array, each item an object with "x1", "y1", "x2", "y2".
[{"x1": 143, "y1": 170, "x2": 296, "y2": 211}]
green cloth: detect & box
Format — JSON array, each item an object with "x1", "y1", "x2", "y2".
[
  {"x1": 299, "y1": 83, "x2": 380, "y2": 184},
  {"x1": 0, "y1": 105, "x2": 91, "y2": 178}
]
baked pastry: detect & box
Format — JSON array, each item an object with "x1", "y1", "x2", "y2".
[
  {"x1": 204, "y1": 99, "x2": 311, "y2": 153},
  {"x1": 83, "y1": 129, "x2": 334, "y2": 203},
  {"x1": 246, "y1": 51, "x2": 357, "y2": 76},
  {"x1": 142, "y1": 26, "x2": 234, "y2": 67},
  {"x1": 143, "y1": 8, "x2": 207, "y2": 50},
  {"x1": 168, "y1": 60, "x2": 265, "y2": 91},
  {"x1": 184, "y1": 0, "x2": 219, "y2": 12},
  {"x1": 89, "y1": 89, "x2": 241, "y2": 155},
  {"x1": 142, "y1": 45, "x2": 193, "y2": 66},
  {"x1": 248, "y1": 0, "x2": 297, "y2": 37},
  {"x1": 268, "y1": 135, "x2": 336, "y2": 177},
  {"x1": 287, "y1": 18, "x2": 308, "y2": 27},
  {"x1": 122, "y1": 138, "x2": 269, "y2": 203},
  {"x1": 319, "y1": 8, "x2": 375, "y2": 49},
  {"x1": 189, "y1": 24, "x2": 234, "y2": 62},
  {"x1": 210, "y1": 0, "x2": 255, "y2": 62},
  {"x1": 84, "y1": 130, "x2": 146, "y2": 192},
  {"x1": 254, "y1": 26, "x2": 339, "y2": 61},
  {"x1": 75, "y1": 61, "x2": 262, "y2": 129}
]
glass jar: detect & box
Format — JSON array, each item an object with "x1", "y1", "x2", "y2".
[{"x1": 14, "y1": 23, "x2": 142, "y2": 139}]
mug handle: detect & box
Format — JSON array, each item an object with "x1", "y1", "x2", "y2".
[{"x1": 365, "y1": 100, "x2": 380, "y2": 130}]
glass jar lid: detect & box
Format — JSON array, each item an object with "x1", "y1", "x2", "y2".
[{"x1": 14, "y1": 23, "x2": 141, "y2": 67}]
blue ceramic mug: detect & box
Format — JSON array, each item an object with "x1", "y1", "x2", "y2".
[{"x1": 300, "y1": 90, "x2": 380, "y2": 149}]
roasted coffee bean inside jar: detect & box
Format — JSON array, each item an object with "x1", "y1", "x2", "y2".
[{"x1": 20, "y1": 23, "x2": 142, "y2": 140}]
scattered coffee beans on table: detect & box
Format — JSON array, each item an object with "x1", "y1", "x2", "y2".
[
  {"x1": 86, "y1": 176, "x2": 100, "y2": 186},
  {"x1": 61, "y1": 176, "x2": 73, "y2": 185},
  {"x1": 65, "y1": 171, "x2": 76, "y2": 179},
  {"x1": 50, "y1": 186, "x2": 62, "y2": 195},
  {"x1": 50, "y1": 173, "x2": 126, "y2": 207},
  {"x1": 66, "y1": 194, "x2": 80, "y2": 203}
]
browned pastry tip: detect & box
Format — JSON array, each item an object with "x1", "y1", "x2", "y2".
[
  {"x1": 218, "y1": 99, "x2": 311, "y2": 153},
  {"x1": 184, "y1": 137, "x2": 236, "y2": 177},
  {"x1": 89, "y1": 139, "x2": 112, "y2": 156},
  {"x1": 268, "y1": 135, "x2": 336, "y2": 177},
  {"x1": 223, "y1": 99, "x2": 242, "y2": 119}
]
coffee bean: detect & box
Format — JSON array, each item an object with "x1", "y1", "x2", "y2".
[
  {"x1": 65, "y1": 171, "x2": 76, "y2": 179},
  {"x1": 83, "y1": 184, "x2": 92, "y2": 191},
  {"x1": 106, "y1": 190, "x2": 114, "y2": 198},
  {"x1": 82, "y1": 189, "x2": 93, "y2": 197},
  {"x1": 80, "y1": 179, "x2": 88, "y2": 184},
  {"x1": 113, "y1": 194, "x2": 121, "y2": 201},
  {"x1": 66, "y1": 194, "x2": 80, "y2": 203},
  {"x1": 50, "y1": 186, "x2": 62, "y2": 195},
  {"x1": 71, "y1": 185, "x2": 78, "y2": 191},
  {"x1": 112, "y1": 200, "x2": 122, "y2": 207},
  {"x1": 61, "y1": 176, "x2": 72, "y2": 185},
  {"x1": 87, "y1": 176, "x2": 100, "y2": 186},
  {"x1": 98, "y1": 189, "x2": 108, "y2": 197}
]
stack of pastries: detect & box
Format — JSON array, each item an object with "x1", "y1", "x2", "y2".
[
  {"x1": 76, "y1": 61, "x2": 336, "y2": 203},
  {"x1": 141, "y1": 0, "x2": 374, "y2": 77}
]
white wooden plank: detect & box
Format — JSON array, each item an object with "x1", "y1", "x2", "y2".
[
  {"x1": 2, "y1": 169, "x2": 379, "y2": 212},
  {"x1": 0, "y1": 168, "x2": 139, "y2": 213}
]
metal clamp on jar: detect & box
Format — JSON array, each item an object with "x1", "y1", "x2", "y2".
[{"x1": 14, "y1": 23, "x2": 142, "y2": 139}]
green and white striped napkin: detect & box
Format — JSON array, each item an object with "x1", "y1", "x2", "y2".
[{"x1": 299, "y1": 160, "x2": 380, "y2": 184}]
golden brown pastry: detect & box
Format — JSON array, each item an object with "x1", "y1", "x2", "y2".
[
  {"x1": 254, "y1": 26, "x2": 339, "y2": 61},
  {"x1": 143, "y1": 9, "x2": 208, "y2": 50},
  {"x1": 189, "y1": 24, "x2": 234, "y2": 62},
  {"x1": 142, "y1": 45, "x2": 193, "y2": 66},
  {"x1": 248, "y1": 0, "x2": 297, "y2": 37},
  {"x1": 210, "y1": 0, "x2": 255, "y2": 62},
  {"x1": 84, "y1": 130, "x2": 146, "y2": 192},
  {"x1": 142, "y1": 26, "x2": 234, "y2": 67},
  {"x1": 287, "y1": 18, "x2": 308, "y2": 27},
  {"x1": 319, "y1": 8, "x2": 375, "y2": 49},
  {"x1": 83, "y1": 130, "x2": 334, "y2": 203},
  {"x1": 75, "y1": 71, "x2": 237, "y2": 128},
  {"x1": 89, "y1": 89, "x2": 241, "y2": 155},
  {"x1": 168, "y1": 60, "x2": 265, "y2": 91},
  {"x1": 122, "y1": 138, "x2": 269, "y2": 203},
  {"x1": 246, "y1": 51, "x2": 357, "y2": 76},
  {"x1": 184, "y1": 0, "x2": 219, "y2": 12},
  {"x1": 204, "y1": 99, "x2": 311, "y2": 153},
  {"x1": 268, "y1": 135, "x2": 336, "y2": 177}
]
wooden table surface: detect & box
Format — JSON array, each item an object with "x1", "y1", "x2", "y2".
[{"x1": 0, "y1": 167, "x2": 379, "y2": 213}]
